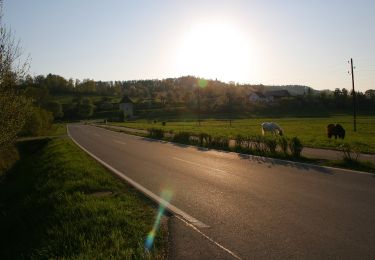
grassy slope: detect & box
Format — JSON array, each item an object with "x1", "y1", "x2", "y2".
[
  {"x1": 0, "y1": 138, "x2": 166, "y2": 259},
  {"x1": 112, "y1": 115, "x2": 375, "y2": 153}
]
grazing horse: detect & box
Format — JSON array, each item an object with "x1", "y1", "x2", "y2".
[
  {"x1": 261, "y1": 122, "x2": 283, "y2": 136},
  {"x1": 327, "y1": 124, "x2": 345, "y2": 139}
]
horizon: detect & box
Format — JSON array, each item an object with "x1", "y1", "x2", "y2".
[{"x1": 4, "y1": 0, "x2": 375, "y2": 91}]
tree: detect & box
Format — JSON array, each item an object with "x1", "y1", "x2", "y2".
[
  {"x1": 77, "y1": 97, "x2": 94, "y2": 118},
  {"x1": 19, "y1": 107, "x2": 53, "y2": 136},
  {"x1": 44, "y1": 101, "x2": 64, "y2": 119},
  {"x1": 0, "y1": 1, "x2": 31, "y2": 149}
]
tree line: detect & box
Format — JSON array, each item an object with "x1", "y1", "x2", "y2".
[{"x1": 17, "y1": 73, "x2": 375, "y2": 118}]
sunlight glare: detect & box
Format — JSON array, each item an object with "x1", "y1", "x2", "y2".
[{"x1": 174, "y1": 21, "x2": 256, "y2": 83}]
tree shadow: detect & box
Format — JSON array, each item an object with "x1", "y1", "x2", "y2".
[{"x1": 0, "y1": 139, "x2": 51, "y2": 259}]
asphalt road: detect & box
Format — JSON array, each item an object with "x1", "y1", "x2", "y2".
[{"x1": 68, "y1": 124, "x2": 375, "y2": 259}]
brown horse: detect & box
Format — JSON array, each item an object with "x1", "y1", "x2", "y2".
[{"x1": 327, "y1": 124, "x2": 345, "y2": 139}]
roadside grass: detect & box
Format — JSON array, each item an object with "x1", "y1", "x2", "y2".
[
  {"x1": 324, "y1": 159, "x2": 375, "y2": 174},
  {"x1": 0, "y1": 138, "x2": 166, "y2": 259},
  {"x1": 46, "y1": 122, "x2": 67, "y2": 136},
  {"x1": 111, "y1": 115, "x2": 375, "y2": 153}
]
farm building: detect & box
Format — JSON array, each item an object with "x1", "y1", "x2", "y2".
[
  {"x1": 248, "y1": 92, "x2": 270, "y2": 103},
  {"x1": 119, "y1": 96, "x2": 134, "y2": 119},
  {"x1": 264, "y1": 90, "x2": 291, "y2": 101},
  {"x1": 248, "y1": 90, "x2": 291, "y2": 103}
]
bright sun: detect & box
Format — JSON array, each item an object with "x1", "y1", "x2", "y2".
[{"x1": 174, "y1": 21, "x2": 255, "y2": 82}]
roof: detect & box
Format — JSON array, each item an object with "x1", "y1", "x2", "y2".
[
  {"x1": 120, "y1": 96, "x2": 134, "y2": 104},
  {"x1": 249, "y1": 91, "x2": 266, "y2": 98},
  {"x1": 265, "y1": 90, "x2": 290, "y2": 97}
]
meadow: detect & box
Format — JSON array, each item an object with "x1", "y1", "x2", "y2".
[{"x1": 110, "y1": 115, "x2": 375, "y2": 153}]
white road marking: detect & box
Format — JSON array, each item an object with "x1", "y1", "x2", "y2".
[
  {"x1": 113, "y1": 140, "x2": 127, "y2": 145},
  {"x1": 173, "y1": 157, "x2": 227, "y2": 173},
  {"x1": 67, "y1": 125, "x2": 208, "y2": 228},
  {"x1": 176, "y1": 215, "x2": 242, "y2": 259}
]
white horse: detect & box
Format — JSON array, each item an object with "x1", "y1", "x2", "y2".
[{"x1": 261, "y1": 122, "x2": 283, "y2": 136}]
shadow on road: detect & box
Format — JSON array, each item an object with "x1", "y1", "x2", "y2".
[
  {"x1": 237, "y1": 153, "x2": 333, "y2": 175},
  {"x1": 140, "y1": 137, "x2": 335, "y2": 174}
]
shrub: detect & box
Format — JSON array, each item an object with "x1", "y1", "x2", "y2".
[
  {"x1": 210, "y1": 136, "x2": 229, "y2": 150},
  {"x1": 99, "y1": 101, "x2": 113, "y2": 111},
  {"x1": 44, "y1": 101, "x2": 64, "y2": 119},
  {"x1": 235, "y1": 135, "x2": 244, "y2": 149},
  {"x1": 147, "y1": 128, "x2": 164, "y2": 139},
  {"x1": 289, "y1": 137, "x2": 303, "y2": 157},
  {"x1": 162, "y1": 121, "x2": 166, "y2": 126},
  {"x1": 77, "y1": 97, "x2": 94, "y2": 118},
  {"x1": 278, "y1": 136, "x2": 289, "y2": 155},
  {"x1": 198, "y1": 133, "x2": 212, "y2": 147},
  {"x1": 251, "y1": 135, "x2": 265, "y2": 152},
  {"x1": 172, "y1": 132, "x2": 191, "y2": 144},
  {"x1": 20, "y1": 107, "x2": 53, "y2": 137},
  {"x1": 264, "y1": 137, "x2": 278, "y2": 154},
  {"x1": 339, "y1": 143, "x2": 360, "y2": 162}
]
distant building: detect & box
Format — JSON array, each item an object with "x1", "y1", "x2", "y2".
[
  {"x1": 248, "y1": 90, "x2": 291, "y2": 103},
  {"x1": 248, "y1": 92, "x2": 269, "y2": 103},
  {"x1": 119, "y1": 96, "x2": 134, "y2": 119},
  {"x1": 264, "y1": 90, "x2": 291, "y2": 102}
]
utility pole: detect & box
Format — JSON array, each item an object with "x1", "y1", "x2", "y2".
[
  {"x1": 197, "y1": 86, "x2": 201, "y2": 126},
  {"x1": 350, "y1": 58, "x2": 357, "y2": 132}
]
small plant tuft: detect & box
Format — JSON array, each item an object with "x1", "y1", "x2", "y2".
[
  {"x1": 147, "y1": 128, "x2": 164, "y2": 139},
  {"x1": 289, "y1": 137, "x2": 303, "y2": 157}
]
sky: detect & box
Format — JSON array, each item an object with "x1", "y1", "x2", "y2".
[{"x1": 4, "y1": 0, "x2": 375, "y2": 91}]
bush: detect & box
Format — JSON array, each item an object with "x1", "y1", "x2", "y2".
[
  {"x1": 44, "y1": 101, "x2": 63, "y2": 119},
  {"x1": 339, "y1": 143, "x2": 360, "y2": 162},
  {"x1": 99, "y1": 101, "x2": 113, "y2": 111},
  {"x1": 264, "y1": 137, "x2": 277, "y2": 154},
  {"x1": 289, "y1": 137, "x2": 303, "y2": 157},
  {"x1": 20, "y1": 107, "x2": 53, "y2": 137},
  {"x1": 235, "y1": 135, "x2": 244, "y2": 149},
  {"x1": 172, "y1": 132, "x2": 191, "y2": 144},
  {"x1": 251, "y1": 135, "x2": 265, "y2": 152},
  {"x1": 198, "y1": 133, "x2": 212, "y2": 147},
  {"x1": 147, "y1": 128, "x2": 164, "y2": 139},
  {"x1": 162, "y1": 121, "x2": 166, "y2": 126},
  {"x1": 210, "y1": 136, "x2": 229, "y2": 150},
  {"x1": 278, "y1": 136, "x2": 289, "y2": 155},
  {"x1": 77, "y1": 97, "x2": 94, "y2": 118}
]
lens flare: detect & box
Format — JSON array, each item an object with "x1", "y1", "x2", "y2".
[
  {"x1": 198, "y1": 79, "x2": 208, "y2": 88},
  {"x1": 145, "y1": 190, "x2": 173, "y2": 251}
]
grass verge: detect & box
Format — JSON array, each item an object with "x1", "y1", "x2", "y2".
[
  {"x1": 0, "y1": 138, "x2": 167, "y2": 259},
  {"x1": 324, "y1": 159, "x2": 375, "y2": 174}
]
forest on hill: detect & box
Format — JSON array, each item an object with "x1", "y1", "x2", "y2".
[{"x1": 17, "y1": 74, "x2": 375, "y2": 121}]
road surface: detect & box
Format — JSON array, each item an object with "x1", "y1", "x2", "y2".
[{"x1": 68, "y1": 124, "x2": 375, "y2": 259}]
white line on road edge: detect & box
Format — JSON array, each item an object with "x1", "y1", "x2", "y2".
[
  {"x1": 67, "y1": 125, "x2": 208, "y2": 228},
  {"x1": 113, "y1": 140, "x2": 127, "y2": 145},
  {"x1": 175, "y1": 215, "x2": 242, "y2": 260},
  {"x1": 72, "y1": 125, "x2": 242, "y2": 258},
  {"x1": 173, "y1": 157, "x2": 227, "y2": 173}
]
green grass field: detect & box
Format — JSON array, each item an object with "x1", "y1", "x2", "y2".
[
  {"x1": 111, "y1": 115, "x2": 375, "y2": 153},
  {"x1": 0, "y1": 138, "x2": 166, "y2": 259}
]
